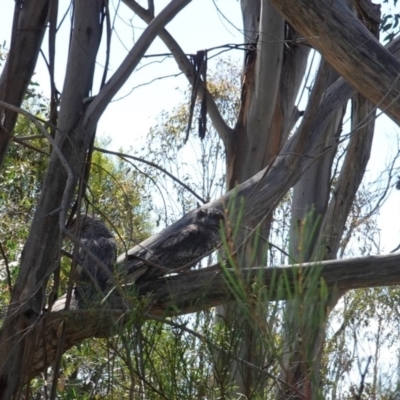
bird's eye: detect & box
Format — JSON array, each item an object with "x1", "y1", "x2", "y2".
[{"x1": 197, "y1": 209, "x2": 206, "y2": 218}]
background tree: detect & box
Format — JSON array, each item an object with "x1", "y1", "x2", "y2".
[{"x1": 1, "y1": 0, "x2": 400, "y2": 399}]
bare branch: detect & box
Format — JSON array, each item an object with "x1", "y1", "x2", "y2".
[
  {"x1": 122, "y1": 0, "x2": 233, "y2": 144},
  {"x1": 94, "y1": 146, "x2": 207, "y2": 203},
  {"x1": 85, "y1": 0, "x2": 192, "y2": 127}
]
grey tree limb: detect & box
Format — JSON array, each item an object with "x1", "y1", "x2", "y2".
[
  {"x1": 0, "y1": 0, "x2": 50, "y2": 167},
  {"x1": 270, "y1": 0, "x2": 400, "y2": 125},
  {"x1": 30, "y1": 250, "x2": 400, "y2": 382},
  {"x1": 85, "y1": 0, "x2": 192, "y2": 128}
]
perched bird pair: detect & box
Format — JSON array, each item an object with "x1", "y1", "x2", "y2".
[{"x1": 72, "y1": 208, "x2": 224, "y2": 308}]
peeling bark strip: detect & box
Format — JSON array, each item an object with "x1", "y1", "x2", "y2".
[
  {"x1": 270, "y1": 0, "x2": 400, "y2": 125},
  {"x1": 32, "y1": 251, "x2": 400, "y2": 381},
  {"x1": 122, "y1": 0, "x2": 232, "y2": 144}
]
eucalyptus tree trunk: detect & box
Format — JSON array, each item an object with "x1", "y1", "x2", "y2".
[
  {"x1": 0, "y1": 3, "x2": 104, "y2": 397},
  {"x1": 278, "y1": 59, "x2": 347, "y2": 399},
  {"x1": 0, "y1": 1, "x2": 191, "y2": 397},
  {"x1": 277, "y1": 1, "x2": 379, "y2": 398},
  {"x1": 219, "y1": 0, "x2": 380, "y2": 397},
  {"x1": 217, "y1": 0, "x2": 309, "y2": 396}
]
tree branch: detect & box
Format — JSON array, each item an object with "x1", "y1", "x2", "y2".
[
  {"x1": 0, "y1": 0, "x2": 50, "y2": 167},
  {"x1": 84, "y1": 0, "x2": 192, "y2": 127},
  {"x1": 270, "y1": 0, "x2": 400, "y2": 125},
  {"x1": 93, "y1": 146, "x2": 207, "y2": 203},
  {"x1": 122, "y1": 0, "x2": 233, "y2": 144},
  {"x1": 31, "y1": 250, "x2": 400, "y2": 381}
]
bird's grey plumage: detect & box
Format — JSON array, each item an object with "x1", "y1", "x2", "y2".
[
  {"x1": 119, "y1": 208, "x2": 224, "y2": 283},
  {"x1": 71, "y1": 214, "x2": 117, "y2": 308}
]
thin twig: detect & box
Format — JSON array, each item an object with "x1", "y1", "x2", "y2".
[
  {"x1": 355, "y1": 356, "x2": 372, "y2": 400},
  {"x1": 147, "y1": 313, "x2": 300, "y2": 394},
  {"x1": 93, "y1": 146, "x2": 207, "y2": 204},
  {"x1": 0, "y1": 100, "x2": 73, "y2": 230}
]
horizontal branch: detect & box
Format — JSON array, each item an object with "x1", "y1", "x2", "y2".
[{"x1": 33, "y1": 251, "x2": 400, "y2": 380}]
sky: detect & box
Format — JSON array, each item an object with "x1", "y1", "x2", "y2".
[
  {"x1": 1, "y1": 0, "x2": 400, "y2": 252},
  {"x1": 1, "y1": 0, "x2": 243, "y2": 149}
]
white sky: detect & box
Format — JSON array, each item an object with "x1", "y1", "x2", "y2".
[{"x1": 1, "y1": 0, "x2": 400, "y2": 252}]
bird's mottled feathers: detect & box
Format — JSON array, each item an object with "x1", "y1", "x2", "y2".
[
  {"x1": 122, "y1": 208, "x2": 224, "y2": 283},
  {"x1": 71, "y1": 214, "x2": 117, "y2": 307}
]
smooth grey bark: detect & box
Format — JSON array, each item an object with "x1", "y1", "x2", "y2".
[
  {"x1": 280, "y1": 58, "x2": 346, "y2": 399},
  {"x1": 227, "y1": 0, "x2": 285, "y2": 187},
  {"x1": 0, "y1": 0, "x2": 50, "y2": 167},
  {"x1": 290, "y1": 60, "x2": 344, "y2": 261},
  {"x1": 242, "y1": 1, "x2": 284, "y2": 178},
  {"x1": 318, "y1": 96, "x2": 375, "y2": 260},
  {"x1": 270, "y1": 0, "x2": 400, "y2": 125}
]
